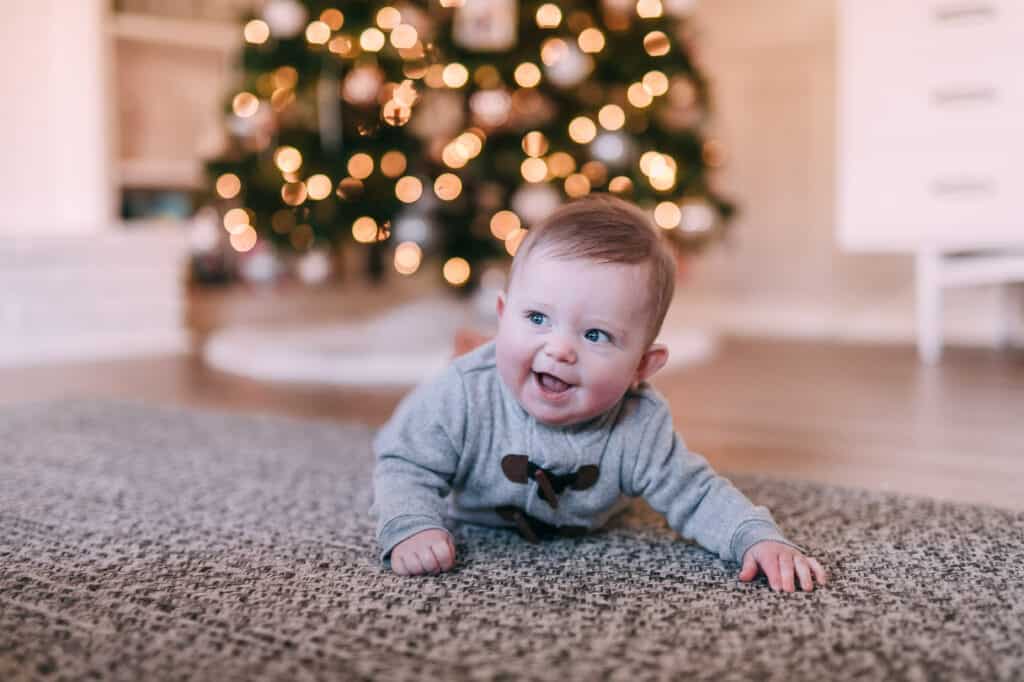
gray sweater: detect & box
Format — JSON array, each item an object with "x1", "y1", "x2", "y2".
[{"x1": 371, "y1": 342, "x2": 797, "y2": 563}]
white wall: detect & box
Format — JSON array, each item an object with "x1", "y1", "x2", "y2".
[
  {"x1": 692, "y1": 0, "x2": 909, "y2": 301},
  {"x1": 0, "y1": 0, "x2": 113, "y2": 236}
]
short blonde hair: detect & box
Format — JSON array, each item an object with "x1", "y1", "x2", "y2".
[{"x1": 510, "y1": 193, "x2": 677, "y2": 345}]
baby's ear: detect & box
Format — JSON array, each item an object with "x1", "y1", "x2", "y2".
[{"x1": 633, "y1": 343, "x2": 669, "y2": 388}]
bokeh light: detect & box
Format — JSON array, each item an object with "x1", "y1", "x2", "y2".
[
  {"x1": 223, "y1": 208, "x2": 250, "y2": 233},
  {"x1": 215, "y1": 173, "x2": 241, "y2": 199},
  {"x1": 643, "y1": 70, "x2": 669, "y2": 96},
  {"x1": 522, "y1": 131, "x2": 549, "y2": 157},
  {"x1": 360, "y1": 28, "x2": 386, "y2": 51},
  {"x1": 395, "y1": 175, "x2": 423, "y2": 202},
  {"x1": 541, "y1": 38, "x2": 568, "y2": 66},
  {"x1": 376, "y1": 6, "x2": 401, "y2": 30},
  {"x1": 490, "y1": 210, "x2": 521, "y2": 240},
  {"x1": 380, "y1": 150, "x2": 407, "y2": 177},
  {"x1": 609, "y1": 176, "x2": 633, "y2": 193},
  {"x1": 548, "y1": 152, "x2": 576, "y2": 177},
  {"x1": 644, "y1": 31, "x2": 670, "y2": 56},
  {"x1": 305, "y1": 21, "x2": 330, "y2": 45},
  {"x1": 352, "y1": 216, "x2": 380, "y2": 243},
  {"x1": 568, "y1": 116, "x2": 597, "y2": 144},
  {"x1": 232, "y1": 92, "x2": 259, "y2": 118},
  {"x1": 442, "y1": 63, "x2": 469, "y2": 88},
  {"x1": 336, "y1": 177, "x2": 364, "y2": 200},
  {"x1": 347, "y1": 153, "x2": 374, "y2": 179},
  {"x1": 536, "y1": 4, "x2": 562, "y2": 28},
  {"x1": 281, "y1": 181, "x2": 308, "y2": 206},
  {"x1": 637, "y1": 0, "x2": 663, "y2": 18},
  {"x1": 598, "y1": 104, "x2": 625, "y2": 130},
  {"x1": 514, "y1": 62, "x2": 542, "y2": 88},
  {"x1": 390, "y1": 24, "x2": 418, "y2": 49},
  {"x1": 274, "y1": 66, "x2": 299, "y2": 89},
  {"x1": 244, "y1": 20, "x2": 270, "y2": 44},
  {"x1": 578, "y1": 28, "x2": 605, "y2": 53},
  {"x1": 443, "y1": 257, "x2": 471, "y2": 286},
  {"x1": 306, "y1": 174, "x2": 332, "y2": 200},
  {"x1": 274, "y1": 146, "x2": 303, "y2": 173},
  {"x1": 564, "y1": 173, "x2": 591, "y2": 198},
  {"x1": 505, "y1": 228, "x2": 527, "y2": 256},
  {"x1": 521, "y1": 157, "x2": 548, "y2": 183},
  {"x1": 627, "y1": 82, "x2": 654, "y2": 108},
  {"x1": 654, "y1": 201, "x2": 681, "y2": 229},
  {"x1": 229, "y1": 225, "x2": 258, "y2": 252},
  {"x1": 382, "y1": 101, "x2": 412, "y2": 126},
  {"x1": 434, "y1": 173, "x2": 463, "y2": 200},
  {"x1": 320, "y1": 9, "x2": 344, "y2": 30},
  {"x1": 394, "y1": 241, "x2": 423, "y2": 275}
]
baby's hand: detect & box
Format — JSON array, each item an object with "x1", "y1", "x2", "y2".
[
  {"x1": 390, "y1": 529, "x2": 456, "y2": 576},
  {"x1": 739, "y1": 541, "x2": 827, "y2": 592}
]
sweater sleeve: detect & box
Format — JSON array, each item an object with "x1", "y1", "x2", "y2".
[
  {"x1": 621, "y1": 399, "x2": 801, "y2": 564},
  {"x1": 370, "y1": 364, "x2": 468, "y2": 562}
]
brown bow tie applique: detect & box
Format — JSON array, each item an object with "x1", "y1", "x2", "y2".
[
  {"x1": 500, "y1": 454, "x2": 599, "y2": 509},
  {"x1": 495, "y1": 506, "x2": 588, "y2": 543}
]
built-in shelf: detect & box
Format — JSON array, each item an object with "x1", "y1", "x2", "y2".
[
  {"x1": 119, "y1": 158, "x2": 204, "y2": 191},
  {"x1": 109, "y1": 12, "x2": 239, "y2": 52},
  {"x1": 110, "y1": 11, "x2": 238, "y2": 205}
]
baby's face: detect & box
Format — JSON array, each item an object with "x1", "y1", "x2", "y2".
[{"x1": 495, "y1": 251, "x2": 655, "y2": 427}]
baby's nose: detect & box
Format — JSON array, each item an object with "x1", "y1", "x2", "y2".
[{"x1": 544, "y1": 335, "x2": 577, "y2": 364}]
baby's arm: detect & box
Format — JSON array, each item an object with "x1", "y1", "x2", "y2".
[
  {"x1": 390, "y1": 529, "x2": 457, "y2": 576},
  {"x1": 624, "y1": 400, "x2": 827, "y2": 591},
  {"x1": 371, "y1": 363, "x2": 468, "y2": 574}
]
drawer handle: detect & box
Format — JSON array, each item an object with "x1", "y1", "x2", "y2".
[
  {"x1": 932, "y1": 3, "x2": 997, "y2": 22},
  {"x1": 930, "y1": 178, "x2": 996, "y2": 196},
  {"x1": 931, "y1": 86, "x2": 997, "y2": 105}
]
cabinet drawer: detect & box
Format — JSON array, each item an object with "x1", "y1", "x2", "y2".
[
  {"x1": 842, "y1": 1, "x2": 1024, "y2": 139},
  {"x1": 840, "y1": 133, "x2": 1024, "y2": 249},
  {"x1": 845, "y1": 0, "x2": 1023, "y2": 53},
  {"x1": 845, "y1": 50, "x2": 1023, "y2": 139}
]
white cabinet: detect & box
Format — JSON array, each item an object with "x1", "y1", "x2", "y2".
[{"x1": 837, "y1": 0, "x2": 1024, "y2": 361}]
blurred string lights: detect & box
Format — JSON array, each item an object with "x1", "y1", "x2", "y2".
[{"x1": 204, "y1": 0, "x2": 732, "y2": 288}]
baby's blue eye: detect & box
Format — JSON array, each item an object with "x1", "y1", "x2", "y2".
[
  {"x1": 527, "y1": 312, "x2": 546, "y2": 325},
  {"x1": 584, "y1": 329, "x2": 610, "y2": 343}
]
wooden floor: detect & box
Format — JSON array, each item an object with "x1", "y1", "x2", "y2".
[{"x1": 3, "y1": 287, "x2": 1023, "y2": 511}]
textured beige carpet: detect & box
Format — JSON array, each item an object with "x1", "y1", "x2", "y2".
[{"x1": 1, "y1": 400, "x2": 1022, "y2": 681}]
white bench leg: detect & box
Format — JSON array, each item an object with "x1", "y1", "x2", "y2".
[
  {"x1": 996, "y1": 283, "x2": 1024, "y2": 348},
  {"x1": 916, "y1": 250, "x2": 942, "y2": 364},
  {"x1": 995, "y1": 284, "x2": 1012, "y2": 348}
]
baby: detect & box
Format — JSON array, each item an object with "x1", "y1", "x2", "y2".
[{"x1": 372, "y1": 194, "x2": 826, "y2": 592}]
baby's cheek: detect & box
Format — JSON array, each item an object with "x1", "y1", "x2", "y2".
[{"x1": 585, "y1": 376, "x2": 632, "y2": 413}]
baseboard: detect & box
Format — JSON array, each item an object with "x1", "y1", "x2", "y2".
[
  {"x1": 665, "y1": 283, "x2": 1024, "y2": 348},
  {"x1": 0, "y1": 328, "x2": 191, "y2": 368}
]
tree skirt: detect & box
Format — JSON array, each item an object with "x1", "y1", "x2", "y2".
[
  {"x1": 1, "y1": 400, "x2": 1022, "y2": 681},
  {"x1": 202, "y1": 297, "x2": 716, "y2": 386}
]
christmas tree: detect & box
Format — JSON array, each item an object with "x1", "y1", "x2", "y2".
[{"x1": 201, "y1": 0, "x2": 732, "y2": 289}]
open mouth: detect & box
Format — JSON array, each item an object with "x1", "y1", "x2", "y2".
[{"x1": 534, "y1": 371, "x2": 574, "y2": 395}]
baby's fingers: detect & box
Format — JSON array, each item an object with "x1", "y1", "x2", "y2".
[
  {"x1": 431, "y1": 541, "x2": 455, "y2": 571},
  {"x1": 794, "y1": 556, "x2": 814, "y2": 592},
  {"x1": 419, "y1": 547, "x2": 441, "y2": 574},
  {"x1": 759, "y1": 555, "x2": 782, "y2": 592},
  {"x1": 395, "y1": 551, "x2": 422, "y2": 576},
  {"x1": 778, "y1": 553, "x2": 796, "y2": 592},
  {"x1": 808, "y1": 557, "x2": 827, "y2": 586}
]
